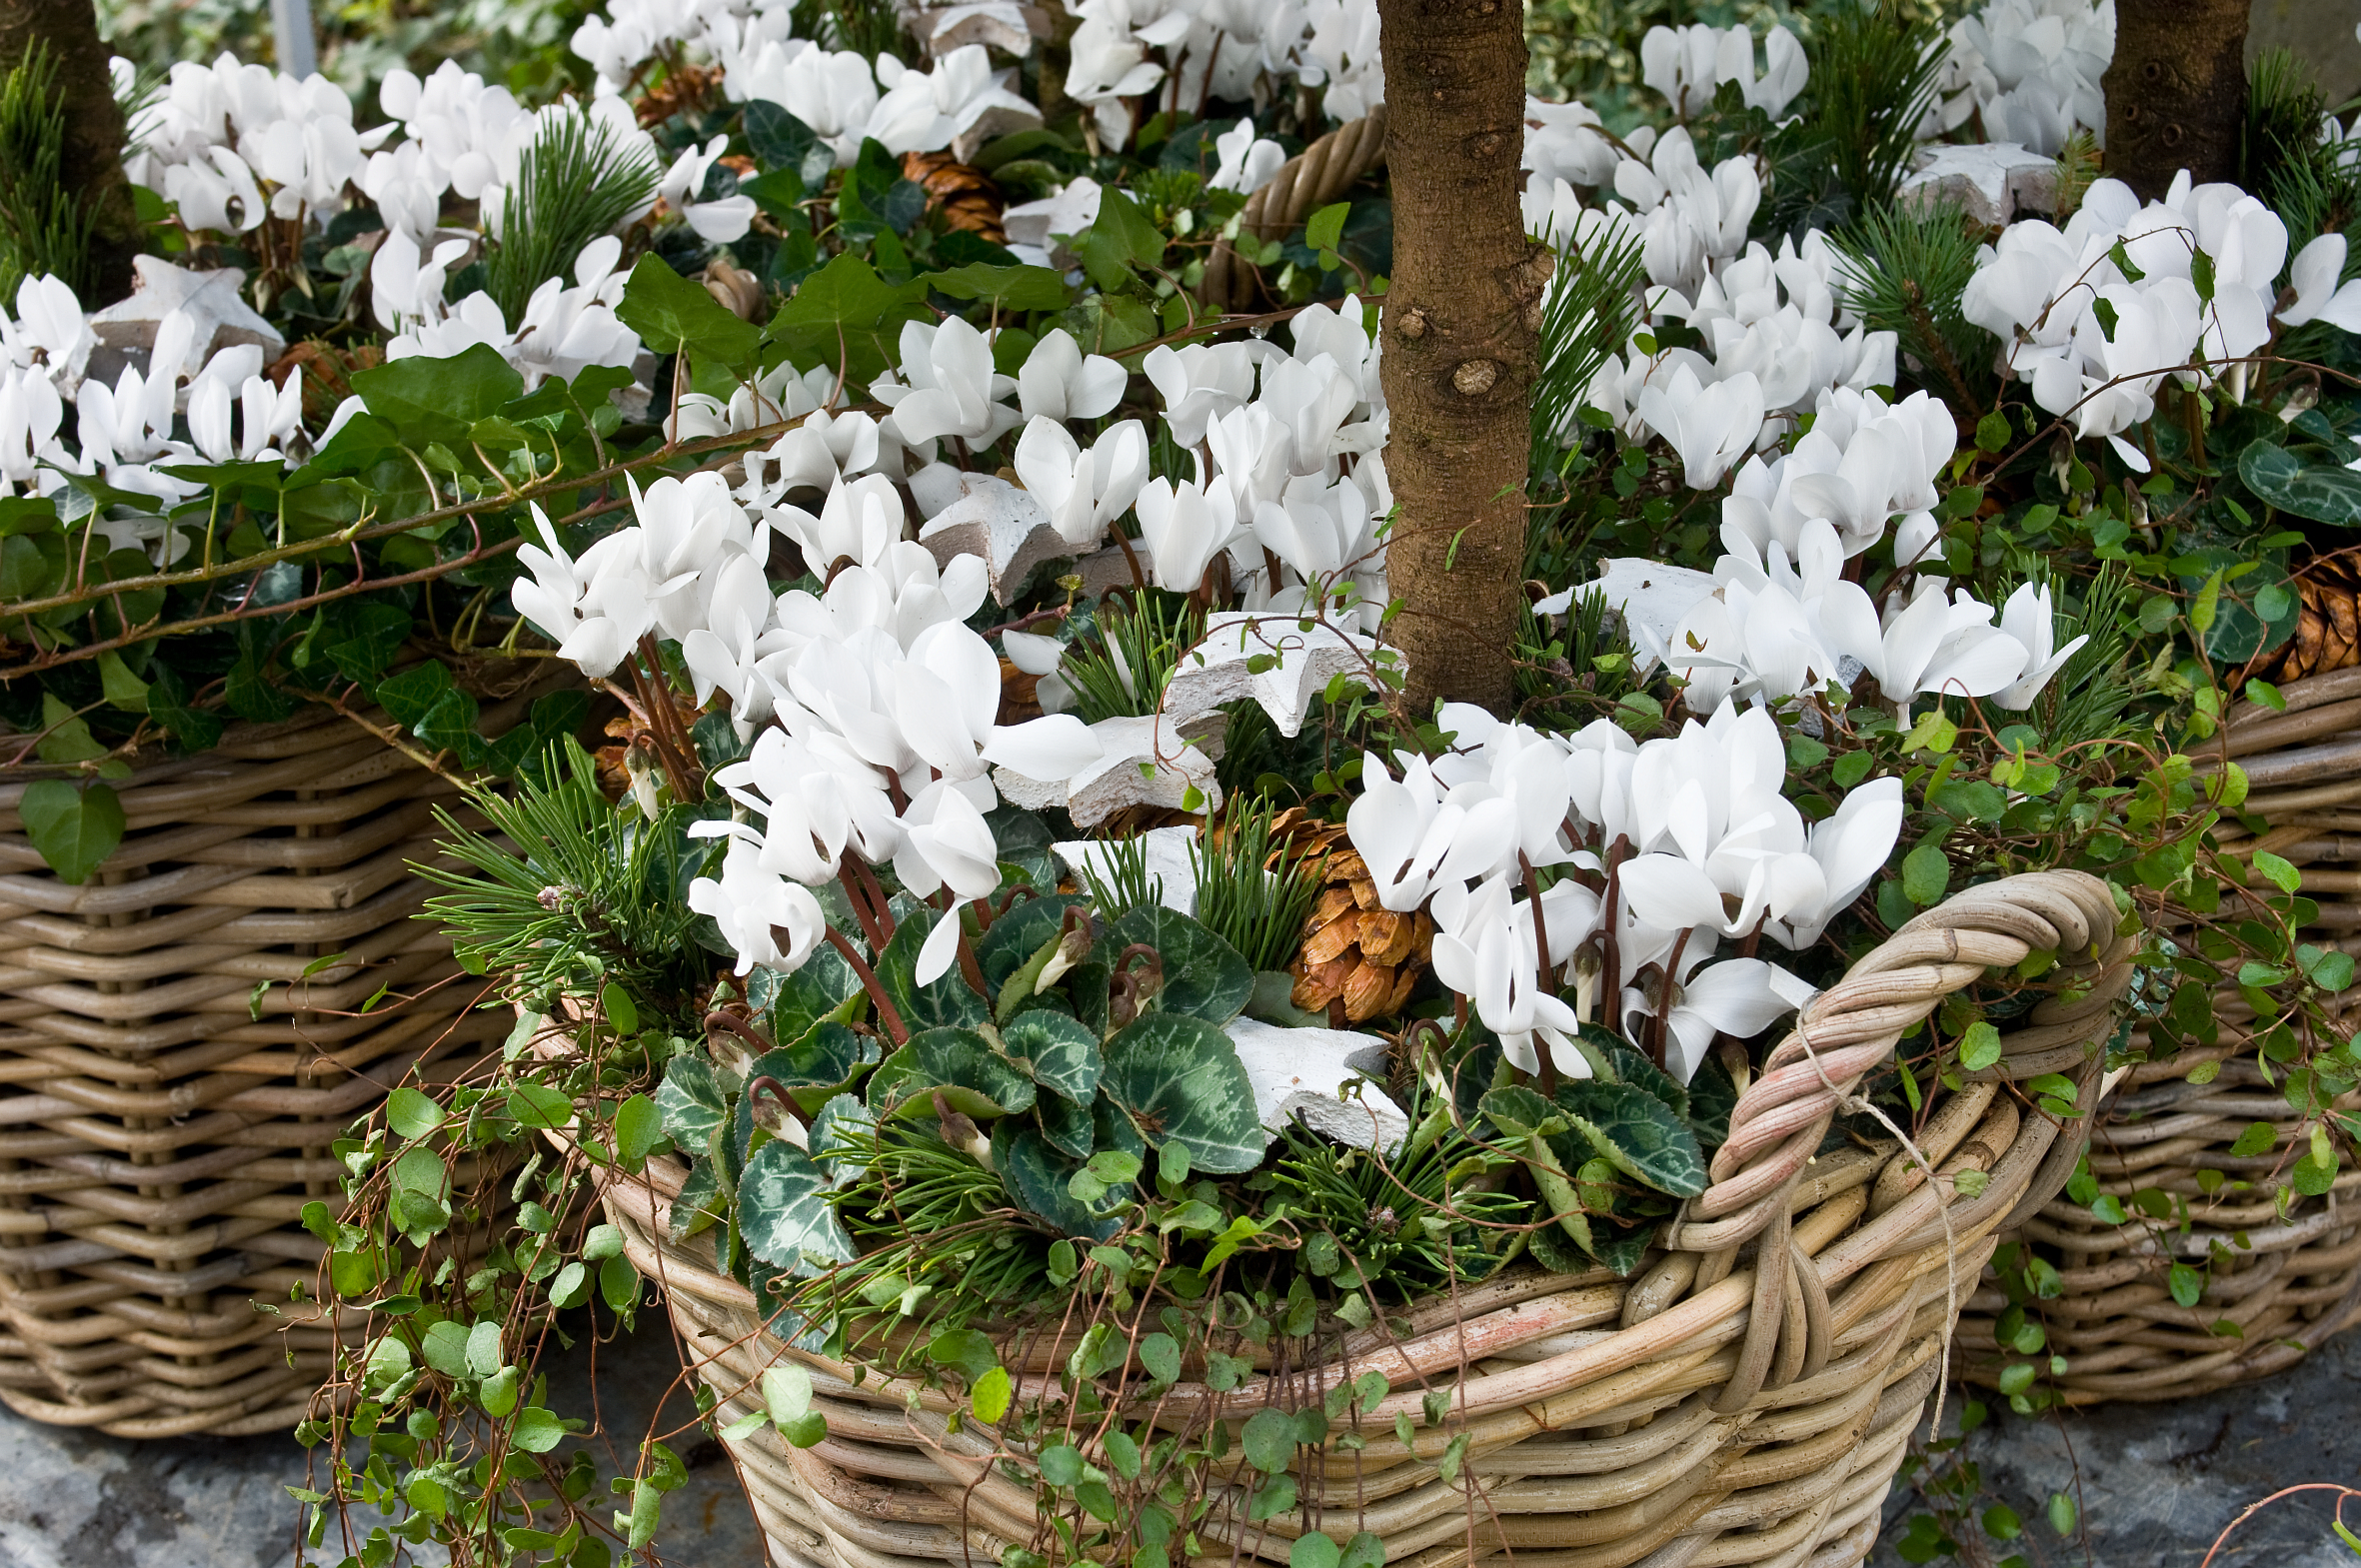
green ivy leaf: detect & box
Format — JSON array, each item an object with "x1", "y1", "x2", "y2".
[
  {"x1": 761, "y1": 251, "x2": 932, "y2": 386},
  {"x1": 18, "y1": 779, "x2": 125, "y2": 884},
  {"x1": 1303, "y1": 201, "x2": 1350, "y2": 254},
  {"x1": 744, "y1": 100, "x2": 834, "y2": 187},
  {"x1": 617, "y1": 253, "x2": 762, "y2": 372},
  {"x1": 1069, "y1": 186, "x2": 1168, "y2": 292},
  {"x1": 1101, "y1": 1013, "x2": 1266, "y2": 1174},
  {"x1": 920, "y1": 262, "x2": 1071, "y2": 312},
  {"x1": 349, "y1": 342, "x2": 525, "y2": 449}
]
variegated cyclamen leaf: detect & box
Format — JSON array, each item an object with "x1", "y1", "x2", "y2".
[
  {"x1": 993, "y1": 1122, "x2": 1125, "y2": 1241},
  {"x1": 737, "y1": 1140, "x2": 855, "y2": 1270},
  {"x1": 1101, "y1": 1013, "x2": 1266, "y2": 1174},
  {"x1": 869, "y1": 1027, "x2": 1039, "y2": 1119},
  {"x1": 1002, "y1": 1010, "x2": 1102, "y2": 1103},
  {"x1": 1550, "y1": 1080, "x2": 1708, "y2": 1198},
  {"x1": 657, "y1": 1055, "x2": 731, "y2": 1146}
]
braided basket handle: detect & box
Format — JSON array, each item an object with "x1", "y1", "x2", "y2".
[
  {"x1": 1654, "y1": 870, "x2": 2135, "y2": 1409},
  {"x1": 1197, "y1": 106, "x2": 1389, "y2": 315}
]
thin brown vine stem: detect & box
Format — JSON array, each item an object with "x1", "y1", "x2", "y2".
[{"x1": 3, "y1": 413, "x2": 813, "y2": 629}]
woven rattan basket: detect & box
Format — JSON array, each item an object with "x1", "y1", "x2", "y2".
[
  {"x1": 0, "y1": 698, "x2": 538, "y2": 1436},
  {"x1": 1955, "y1": 1045, "x2": 2361, "y2": 1403},
  {"x1": 1947, "y1": 674, "x2": 2361, "y2": 1403},
  {"x1": 586, "y1": 869, "x2": 2132, "y2": 1568}
]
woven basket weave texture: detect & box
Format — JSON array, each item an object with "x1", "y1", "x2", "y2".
[
  {"x1": 1950, "y1": 677, "x2": 2361, "y2": 1402},
  {"x1": 0, "y1": 703, "x2": 514, "y2": 1436},
  {"x1": 1197, "y1": 109, "x2": 1389, "y2": 314},
  {"x1": 582, "y1": 869, "x2": 2134, "y2": 1568}
]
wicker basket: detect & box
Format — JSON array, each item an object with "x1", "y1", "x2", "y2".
[
  {"x1": 0, "y1": 699, "x2": 535, "y2": 1436},
  {"x1": 1954, "y1": 1046, "x2": 2361, "y2": 1403},
  {"x1": 1946, "y1": 674, "x2": 2361, "y2": 1403},
  {"x1": 587, "y1": 869, "x2": 2133, "y2": 1568}
]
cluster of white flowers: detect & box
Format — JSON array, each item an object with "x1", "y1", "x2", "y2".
[
  {"x1": 1929, "y1": 0, "x2": 2114, "y2": 157},
  {"x1": 0, "y1": 270, "x2": 309, "y2": 544},
  {"x1": 1963, "y1": 174, "x2": 2361, "y2": 471},
  {"x1": 1345, "y1": 699, "x2": 1900, "y2": 1083},
  {"x1": 1060, "y1": 0, "x2": 1382, "y2": 150},
  {"x1": 510, "y1": 463, "x2": 1118, "y2": 987},
  {"x1": 1638, "y1": 22, "x2": 1809, "y2": 122},
  {"x1": 118, "y1": 53, "x2": 392, "y2": 232},
  {"x1": 720, "y1": 41, "x2": 1042, "y2": 167}
]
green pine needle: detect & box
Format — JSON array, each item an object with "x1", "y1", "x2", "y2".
[
  {"x1": 486, "y1": 105, "x2": 661, "y2": 326},
  {"x1": 1062, "y1": 591, "x2": 1202, "y2": 725},
  {"x1": 1189, "y1": 799, "x2": 1323, "y2": 972},
  {"x1": 1078, "y1": 830, "x2": 1161, "y2": 918},
  {"x1": 0, "y1": 40, "x2": 99, "y2": 302},
  {"x1": 1766, "y1": 0, "x2": 1947, "y2": 235},
  {"x1": 1832, "y1": 201, "x2": 1995, "y2": 411},
  {"x1": 1530, "y1": 220, "x2": 1646, "y2": 463},
  {"x1": 415, "y1": 739, "x2": 708, "y2": 1020}
]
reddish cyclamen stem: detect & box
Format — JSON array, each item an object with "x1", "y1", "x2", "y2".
[{"x1": 823, "y1": 925, "x2": 909, "y2": 1046}]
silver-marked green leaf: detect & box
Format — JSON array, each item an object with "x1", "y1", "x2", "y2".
[
  {"x1": 2241, "y1": 439, "x2": 2361, "y2": 525},
  {"x1": 1102, "y1": 1013, "x2": 1266, "y2": 1174},
  {"x1": 737, "y1": 1139, "x2": 855, "y2": 1270},
  {"x1": 869, "y1": 1026, "x2": 1038, "y2": 1118},
  {"x1": 1551, "y1": 1079, "x2": 1708, "y2": 1198},
  {"x1": 1003, "y1": 1010, "x2": 1102, "y2": 1103},
  {"x1": 1079, "y1": 905, "x2": 1253, "y2": 1032},
  {"x1": 748, "y1": 943, "x2": 865, "y2": 1047},
  {"x1": 657, "y1": 1055, "x2": 731, "y2": 1146},
  {"x1": 994, "y1": 1122, "x2": 1125, "y2": 1240},
  {"x1": 877, "y1": 907, "x2": 991, "y2": 1031}
]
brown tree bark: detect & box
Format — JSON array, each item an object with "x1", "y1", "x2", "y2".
[
  {"x1": 1374, "y1": 0, "x2": 1546, "y2": 715},
  {"x1": 2102, "y1": 0, "x2": 2251, "y2": 199},
  {"x1": 0, "y1": 0, "x2": 140, "y2": 303}
]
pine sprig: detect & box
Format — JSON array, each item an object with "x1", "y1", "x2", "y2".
[
  {"x1": 0, "y1": 40, "x2": 99, "y2": 301},
  {"x1": 1832, "y1": 201, "x2": 1995, "y2": 412},
  {"x1": 414, "y1": 739, "x2": 709, "y2": 1018},
  {"x1": 1190, "y1": 798, "x2": 1322, "y2": 972},
  {"x1": 486, "y1": 106, "x2": 661, "y2": 326}
]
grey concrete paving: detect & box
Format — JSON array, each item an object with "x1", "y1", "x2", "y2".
[
  {"x1": 0, "y1": 1314, "x2": 764, "y2": 1568},
  {"x1": 1, "y1": 1313, "x2": 2356, "y2": 1567},
  {"x1": 1871, "y1": 1327, "x2": 2361, "y2": 1568}
]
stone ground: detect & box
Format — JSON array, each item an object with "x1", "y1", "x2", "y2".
[{"x1": 1, "y1": 1317, "x2": 2356, "y2": 1568}]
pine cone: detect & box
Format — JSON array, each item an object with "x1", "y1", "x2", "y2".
[
  {"x1": 1271, "y1": 806, "x2": 1431, "y2": 1024},
  {"x1": 637, "y1": 62, "x2": 721, "y2": 127},
  {"x1": 997, "y1": 657, "x2": 1044, "y2": 726},
  {"x1": 901, "y1": 151, "x2": 1009, "y2": 246},
  {"x1": 2243, "y1": 553, "x2": 2361, "y2": 686},
  {"x1": 267, "y1": 340, "x2": 383, "y2": 430}
]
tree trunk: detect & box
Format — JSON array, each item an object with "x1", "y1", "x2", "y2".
[
  {"x1": 0, "y1": 0, "x2": 139, "y2": 303},
  {"x1": 2102, "y1": 0, "x2": 2251, "y2": 199},
  {"x1": 1374, "y1": 0, "x2": 1545, "y2": 715}
]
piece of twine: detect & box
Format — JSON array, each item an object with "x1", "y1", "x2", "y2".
[{"x1": 1786, "y1": 1008, "x2": 1962, "y2": 1442}]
